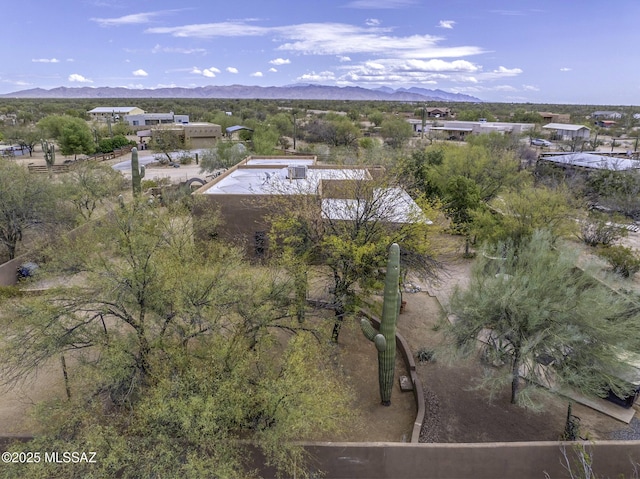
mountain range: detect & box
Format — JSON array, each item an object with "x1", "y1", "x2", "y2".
[{"x1": 1, "y1": 84, "x2": 482, "y2": 102}]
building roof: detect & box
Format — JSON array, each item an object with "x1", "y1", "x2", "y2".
[
  {"x1": 226, "y1": 125, "x2": 253, "y2": 134},
  {"x1": 543, "y1": 123, "x2": 590, "y2": 131},
  {"x1": 88, "y1": 107, "x2": 141, "y2": 114},
  {"x1": 202, "y1": 165, "x2": 368, "y2": 195},
  {"x1": 321, "y1": 188, "x2": 430, "y2": 224},
  {"x1": 246, "y1": 158, "x2": 315, "y2": 166},
  {"x1": 539, "y1": 152, "x2": 640, "y2": 171}
]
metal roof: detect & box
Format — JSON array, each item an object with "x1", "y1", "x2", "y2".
[
  {"x1": 539, "y1": 152, "x2": 640, "y2": 171},
  {"x1": 226, "y1": 125, "x2": 253, "y2": 133},
  {"x1": 88, "y1": 107, "x2": 140, "y2": 113},
  {"x1": 543, "y1": 123, "x2": 590, "y2": 131}
]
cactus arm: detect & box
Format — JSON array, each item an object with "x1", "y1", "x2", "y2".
[{"x1": 360, "y1": 318, "x2": 386, "y2": 352}]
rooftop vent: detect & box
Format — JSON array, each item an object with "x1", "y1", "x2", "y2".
[{"x1": 287, "y1": 165, "x2": 308, "y2": 180}]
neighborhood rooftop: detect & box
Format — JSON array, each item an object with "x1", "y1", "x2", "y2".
[{"x1": 539, "y1": 152, "x2": 640, "y2": 170}]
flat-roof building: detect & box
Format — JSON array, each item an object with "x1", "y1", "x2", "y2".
[{"x1": 193, "y1": 156, "x2": 427, "y2": 257}]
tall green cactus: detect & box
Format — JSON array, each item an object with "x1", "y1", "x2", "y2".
[
  {"x1": 361, "y1": 242, "x2": 400, "y2": 406},
  {"x1": 131, "y1": 147, "x2": 145, "y2": 196},
  {"x1": 41, "y1": 140, "x2": 55, "y2": 168}
]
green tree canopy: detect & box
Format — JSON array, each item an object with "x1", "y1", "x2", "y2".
[
  {"x1": 199, "y1": 141, "x2": 247, "y2": 173},
  {"x1": 0, "y1": 201, "x2": 354, "y2": 477},
  {"x1": 59, "y1": 162, "x2": 125, "y2": 221},
  {"x1": 269, "y1": 172, "x2": 443, "y2": 342},
  {"x1": 380, "y1": 117, "x2": 414, "y2": 149},
  {"x1": 447, "y1": 230, "x2": 640, "y2": 406},
  {"x1": 0, "y1": 161, "x2": 61, "y2": 259},
  {"x1": 472, "y1": 184, "x2": 577, "y2": 247}
]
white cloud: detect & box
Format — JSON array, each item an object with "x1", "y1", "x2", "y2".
[
  {"x1": 269, "y1": 58, "x2": 291, "y2": 65},
  {"x1": 438, "y1": 20, "x2": 455, "y2": 29},
  {"x1": 147, "y1": 21, "x2": 270, "y2": 38},
  {"x1": 560, "y1": 67, "x2": 572, "y2": 72},
  {"x1": 68, "y1": 73, "x2": 93, "y2": 83},
  {"x1": 365, "y1": 18, "x2": 380, "y2": 26},
  {"x1": 251, "y1": 71, "x2": 264, "y2": 77},
  {"x1": 191, "y1": 66, "x2": 219, "y2": 77},
  {"x1": 226, "y1": 67, "x2": 238, "y2": 74},
  {"x1": 297, "y1": 71, "x2": 336, "y2": 82},
  {"x1": 152, "y1": 44, "x2": 206, "y2": 54},
  {"x1": 522, "y1": 84, "x2": 540, "y2": 91},
  {"x1": 269, "y1": 68, "x2": 277, "y2": 73},
  {"x1": 92, "y1": 10, "x2": 175, "y2": 27},
  {"x1": 491, "y1": 10, "x2": 526, "y2": 16},
  {"x1": 276, "y1": 24, "x2": 483, "y2": 59},
  {"x1": 493, "y1": 66, "x2": 523, "y2": 74},
  {"x1": 32, "y1": 58, "x2": 60, "y2": 63},
  {"x1": 146, "y1": 21, "x2": 484, "y2": 60},
  {"x1": 132, "y1": 69, "x2": 148, "y2": 77},
  {"x1": 493, "y1": 85, "x2": 517, "y2": 92},
  {"x1": 338, "y1": 56, "x2": 352, "y2": 62},
  {"x1": 335, "y1": 56, "x2": 485, "y2": 85},
  {"x1": 486, "y1": 66, "x2": 523, "y2": 78}
]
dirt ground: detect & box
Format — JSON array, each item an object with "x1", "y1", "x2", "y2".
[{"x1": 302, "y1": 249, "x2": 636, "y2": 444}]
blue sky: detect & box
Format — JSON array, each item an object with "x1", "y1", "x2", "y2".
[{"x1": 4, "y1": 0, "x2": 640, "y2": 105}]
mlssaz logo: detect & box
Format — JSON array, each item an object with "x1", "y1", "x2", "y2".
[{"x1": 44, "y1": 452, "x2": 97, "y2": 463}]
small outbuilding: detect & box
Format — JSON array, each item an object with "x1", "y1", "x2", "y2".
[{"x1": 542, "y1": 123, "x2": 591, "y2": 141}]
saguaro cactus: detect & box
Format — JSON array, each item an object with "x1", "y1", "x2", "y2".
[
  {"x1": 131, "y1": 147, "x2": 145, "y2": 196},
  {"x1": 361, "y1": 243, "x2": 400, "y2": 406},
  {"x1": 41, "y1": 140, "x2": 56, "y2": 167}
]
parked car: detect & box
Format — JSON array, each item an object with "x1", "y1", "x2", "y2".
[{"x1": 531, "y1": 138, "x2": 553, "y2": 147}]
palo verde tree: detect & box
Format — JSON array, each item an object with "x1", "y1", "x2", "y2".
[
  {"x1": 0, "y1": 161, "x2": 61, "y2": 260},
  {"x1": 447, "y1": 230, "x2": 640, "y2": 406},
  {"x1": 59, "y1": 161, "x2": 126, "y2": 221},
  {"x1": 269, "y1": 170, "x2": 443, "y2": 342},
  {"x1": 380, "y1": 117, "x2": 414, "y2": 149},
  {"x1": 149, "y1": 127, "x2": 188, "y2": 163},
  {"x1": 472, "y1": 184, "x2": 577, "y2": 248},
  {"x1": 199, "y1": 141, "x2": 247, "y2": 173},
  {"x1": 0, "y1": 200, "x2": 354, "y2": 478}
]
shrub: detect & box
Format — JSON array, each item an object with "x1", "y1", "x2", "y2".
[
  {"x1": 416, "y1": 347, "x2": 435, "y2": 363},
  {"x1": 141, "y1": 179, "x2": 159, "y2": 190},
  {"x1": 177, "y1": 152, "x2": 193, "y2": 165},
  {"x1": 597, "y1": 244, "x2": 640, "y2": 278},
  {"x1": 578, "y1": 212, "x2": 627, "y2": 247}
]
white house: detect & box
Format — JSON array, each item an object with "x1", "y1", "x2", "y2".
[
  {"x1": 542, "y1": 123, "x2": 591, "y2": 141},
  {"x1": 88, "y1": 107, "x2": 144, "y2": 122},
  {"x1": 408, "y1": 119, "x2": 534, "y2": 139},
  {"x1": 124, "y1": 112, "x2": 189, "y2": 127}
]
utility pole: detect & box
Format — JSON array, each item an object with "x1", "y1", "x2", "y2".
[{"x1": 292, "y1": 113, "x2": 297, "y2": 150}]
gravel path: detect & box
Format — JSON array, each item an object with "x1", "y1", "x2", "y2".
[
  {"x1": 609, "y1": 417, "x2": 640, "y2": 440},
  {"x1": 419, "y1": 382, "x2": 442, "y2": 443}
]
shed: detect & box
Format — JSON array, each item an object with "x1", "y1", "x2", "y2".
[{"x1": 543, "y1": 123, "x2": 591, "y2": 141}]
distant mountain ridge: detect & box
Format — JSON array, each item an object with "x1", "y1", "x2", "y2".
[{"x1": 1, "y1": 84, "x2": 482, "y2": 102}]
